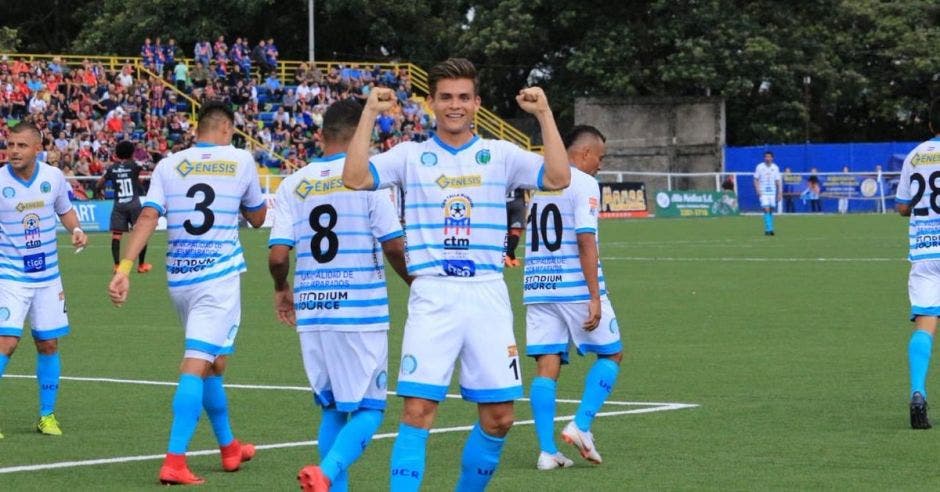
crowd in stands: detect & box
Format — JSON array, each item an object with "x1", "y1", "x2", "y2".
[{"x1": 0, "y1": 36, "x2": 434, "y2": 198}]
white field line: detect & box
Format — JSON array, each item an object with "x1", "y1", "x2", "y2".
[
  {"x1": 0, "y1": 374, "x2": 698, "y2": 474},
  {"x1": 603, "y1": 256, "x2": 899, "y2": 262}
]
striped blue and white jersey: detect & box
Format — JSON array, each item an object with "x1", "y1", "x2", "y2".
[
  {"x1": 754, "y1": 162, "x2": 781, "y2": 195},
  {"x1": 523, "y1": 168, "x2": 607, "y2": 304},
  {"x1": 268, "y1": 153, "x2": 403, "y2": 332},
  {"x1": 370, "y1": 134, "x2": 544, "y2": 278},
  {"x1": 897, "y1": 137, "x2": 940, "y2": 262},
  {"x1": 143, "y1": 143, "x2": 265, "y2": 289},
  {"x1": 0, "y1": 162, "x2": 73, "y2": 287}
]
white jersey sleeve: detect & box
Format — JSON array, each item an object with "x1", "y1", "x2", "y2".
[
  {"x1": 142, "y1": 162, "x2": 168, "y2": 215},
  {"x1": 897, "y1": 159, "x2": 913, "y2": 204},
  {"x1": 268, "y1": 180, "x2": 297, "y2": 248},
  {"x1": 240, "y1": 161, "x2": 266, "y2": 210},
  {"x1": 368, "y1": 190, "x2": 404, "y2": 242},
  {"x1": 573, "y1": 175, "x2": 600, "y2": 234},
  {"x1": 501, "y1": 141, "x2": 545, "y2": 191},
  {"x1": 53, "y1": 170, "x2": 72, "y2": 216},
  {"x1": 369, "y1": 142, "x2": 413, "y2": 190}
]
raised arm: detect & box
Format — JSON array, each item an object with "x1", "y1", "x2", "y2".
[
  {"x1": 344, "y1": 88, "x2": 396, "y2": 190},
  {"x1": 516, "y1": 87, "x2": 569, "y2": 190}
]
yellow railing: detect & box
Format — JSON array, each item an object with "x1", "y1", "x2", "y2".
[{"x1": 3, "y1": 52, "x2": 539, "y2": 151}]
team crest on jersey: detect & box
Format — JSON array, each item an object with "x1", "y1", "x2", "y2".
[
  {"x1": 2, "y1": 187, "x2": 15, "y2": 198},
  {"x1": 400, "y1": 355, "x2": 418, "y2": 375},
  {"x1": 40, "y1": 181, "x2": 51, "y2": 193},
  {"x1": 443, "y1": 194, "x2": 472, "y2": 236},
  {"x1": 475, "y1": 149, "x2": 491, "y2": 165},
  {"x1": 0, "y1": 307, "x2": 9, "y2": 321},
  {"x1": 420, "y1": 152, "x2": 438, "y2": 167},
  {"x1": 23, "y1": 213, "x2": 42, "y2": 249},
  {"x1": 435, "y1": 174, "x2": 482, "y2": 189}
]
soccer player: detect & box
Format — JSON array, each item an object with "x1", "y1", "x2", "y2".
[
  {"x1": 896, "y1": 98, "x2": 940, "y2": 429},
  {"x1": 108, "y1": 101, "x2": 265, "y2": 484},
  {"x1": 504, "y1": 188, "x2": 526, "y2": 267},
  {"x1": 754, "y1": 151, "x2": 782, "y2": 235},
  {"x1": 95, "y1": 140, "x2": 152, "y2": 273},
  {"x1": 268, "y1": 99, "x2": 411, "y2": 492},
  {"x1": 343, "y1": 58, "x2": 571, "y2": 491},
  {"x1": 0, "y1": 122, "x2": 87, "y2": 438},
  {"x1": 523, "y1": 125, "x2": 622, "y2": 469}
]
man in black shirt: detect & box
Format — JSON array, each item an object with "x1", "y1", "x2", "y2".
[{"x1": 96, "y1": 141, "x2": 151, "y2": 272}]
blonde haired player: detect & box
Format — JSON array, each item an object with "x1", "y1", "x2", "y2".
[
  {"x1": 343, "y1": 58, "x2": 571, "y2": 491},
  {"x1": 108, "y1": 101, "x2": 266, "y2": 484}
]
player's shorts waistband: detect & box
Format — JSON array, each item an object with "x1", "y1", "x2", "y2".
[{"x1": 412, "y1": 273, "x2": 503, "y2": 284}]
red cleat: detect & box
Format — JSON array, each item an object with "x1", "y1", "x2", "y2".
[
  {"x1": 158, "y1": 454, "x2": 205, "y2": 485},
  {"x1": 137, "y1": 262, "x2": 153, "y2": 273},
  {"x1": 297, "y1": 465, "x2": 331, "y2": 492},
  {"x1": 221, "y1": 439, "x2": 256, "y2": 472}
]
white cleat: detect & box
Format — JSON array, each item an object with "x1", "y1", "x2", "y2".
[
  {"x1": 561, "y1": 421, "x2": 602, "y2": 464},
  {"x1": 537, "y1": 451, "x2": 575, "y2": 470}
]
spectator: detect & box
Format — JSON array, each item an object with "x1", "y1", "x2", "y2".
[
  {"x1": 194, "y1": 39, "x2": 212, "y2": 67},
  {"x1": 252, "y1": 39, "x2": 271, "y2": 76},
  {"x1": 173, "y1": 60, "x2": 189, "y2": 92},
  {"x1": 806, "y1": 168, "x2": 822, "y2": 212}
]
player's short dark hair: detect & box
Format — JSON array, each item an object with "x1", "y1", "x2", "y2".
[
  {"x1": 115, "y1": 140, "x2": 135, "y2": 159},
  {"x1": 9, "y1": 121, "x2": 42, "y2": 142},
  {"x1": 322, "y1": 99, "x2": 363, "y2": 144},
  {"x1": 563, "y1": 125, "x2": 606, "y2": 150},
  {"x1": 197, "y1": 100, "x2": 234, "y2": 134},
  {"x1": 930, "y1": 98, "x2": 940, "y2": 135},
  {"x1": 764, "y1": 151, "x2": 774, "y2": 157},
  {"x1": 428, "y1": 58, "x2": 479, "y2": 96}
]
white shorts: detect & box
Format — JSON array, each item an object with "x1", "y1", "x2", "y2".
[
  {"x1": 397, "y1": 275, "x2": 523, "y2": 403},
  {"x1": 760, "y1": 194, "x2": 777, "y2": 209},
  {"x1": 909, "y1": 261, "x2": 940, "y2": 320},
  {"x1": 0, "y1": 279, "x2": 69, "y2": 340},
  {"x1": 300, "y1": 330, "x2": 388, "y2": 412},
  {"x1": 525, "y1": 297, "x2": 622, "y2": 364},
  {"x1": 168, "y1": 274, "x2": 241, "y2": 362}
]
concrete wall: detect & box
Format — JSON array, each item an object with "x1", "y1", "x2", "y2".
[{"x1": 575, "y1": 97, "x2": 725, "y2": 191}]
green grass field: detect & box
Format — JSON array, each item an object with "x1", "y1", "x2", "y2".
[{"x1": 0, "y1": 214, "x2": 930, "y2": 490}]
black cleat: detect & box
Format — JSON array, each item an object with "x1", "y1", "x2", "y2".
[
  {"x1": 764, "y1": 231, "x2": 775, "y2": 236},
  {"x1": 910, "y1": 392, "x2": 932, "y2": 429}
]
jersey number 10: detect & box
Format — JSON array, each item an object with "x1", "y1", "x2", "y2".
[{"x1": 528, "y1": 203, "x2": 562, "y2": 252}]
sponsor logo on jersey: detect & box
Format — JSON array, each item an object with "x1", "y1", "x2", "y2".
[
  {"x1": 2, "y1": 187, "x2": 15, "y2": 198},
  {"x1": 400, "y1": 354, "x2": 418, "y2": 375},
  {"x1": 443, "y1": 194, "x2": 472, "y2": 237},
  {"x1": 40, "y1": 181, "x2": 51, "y2": 193},
  {"x1": 295, "y1": 291, "x2": 348, "y2": 310},
  {"x1": 23, "y1": 252, "x2": 46, "y2": 273},
  {"x1": 295, "y1": 176, "x2": 347, "y2": 199},
  {"x1": 23, "y1": 213, "x2": 41, "y2": 249},
  {"x1": 475, "y1": 149, "x2": 491, "y2": 165},
  {"x1": 435, "y1": 174, "x2": 481, "y2": 189},
  {"x1": 175, "y1": 159, "x2": 237, "y2": 177},
  {"x1": 912, "y1": 152, "x2": 940, "y2": 167},
  {"x1": 420, "y1": 152, "x2": 438, "y2": 167},
  {"x1": 442, "y1": 194, "x2": 476, "y2": 276},
  {"x1": 15, "y1": 200, "x2": 44, "y2": 212}
]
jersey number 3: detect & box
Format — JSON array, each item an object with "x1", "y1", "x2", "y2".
[{"x1": 184, "y1": 183, "x2": 216, "y2": 235}]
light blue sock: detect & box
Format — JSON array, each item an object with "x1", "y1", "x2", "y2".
[
  {"x1": 167, "y1": 374, "x2": 204, "y2": 454},
  {"x1": 763, "y1": 212, "x2": 773, "y2": 232},
  {"x1": 320, "y1": 409, "x2": 383, "y2": 487},
  {"x1": 530, "y1": 377, "x2": 558, "y2": 454},
  {"x1": 0, "y1": 353, "x2": 9, "y2": 378},
  {"x1": 202, "y1": 375, "x2": 234, "y2": 446},
  {"x1": 36, "y1": 352, "x2": 61, "y2": 416},
  {"x1": 909, "y1": 330, "x2": 933, "y2": 398},
  {"x1": 574, "y1": 358, "x2": 620, "y2": 431},
  {"x1": 455, "y1": 422, "x2": 505, "y2": 492},
  {"x1": 390, "y1": 422, "x2": 429, "y2": 492},
  {"x1": 318, "y1": 408, "x2": 349, "y2": 492}
]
